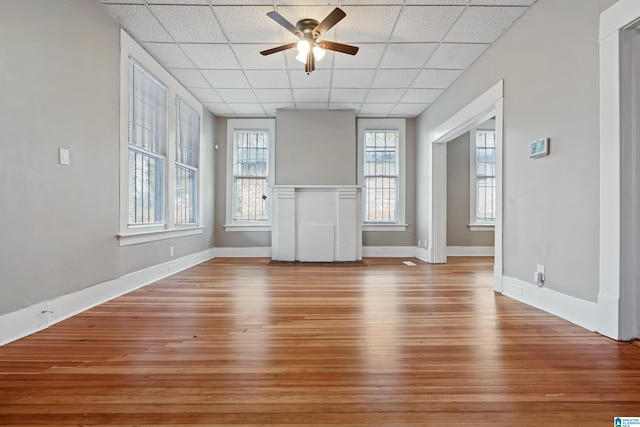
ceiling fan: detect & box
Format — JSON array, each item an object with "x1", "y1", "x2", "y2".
[{"x1": 260, "y1": 8, "x2": 359, "y2": 74}]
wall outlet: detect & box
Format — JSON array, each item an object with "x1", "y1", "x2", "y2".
[
  {"x1": 59, "y1": 148, "x2": 70, "y2": 165},
  {"x1": 534, "y1": 264, "x2": 545, "y2": 286}
]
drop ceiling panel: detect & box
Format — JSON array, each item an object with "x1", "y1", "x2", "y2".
[
  {"x1": 444, "y1": 6, "x2": 528, "y2": 43},
  {"x1": 378, "y1": 43, "x2": 439, "y2": 69},
  {"x1": 390, "y1": 6, "x2": 465, "y2": 43},
  {"x1": 180, "y1": 43, "x2": 241, "y2": 69},
  {"x1": 425, "y1": 43, "x2": 490, "y2": 69},
  {"x1": 143, "y1": 43, "x2": 194, "y2": 68},
  {"x1": 149, "y1": 6, "x2": 226, "y2": 43},
  {"x1": 201, "y1": 69, "x2": 251, "y2": 88},
  {"x1": 99, "y1": 0, "x2": 537, "y2": 118},
  {"x1": 103, "y1": 5, "x2": 173, "y2": 42}
]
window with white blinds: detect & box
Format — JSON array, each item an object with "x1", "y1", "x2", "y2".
[
  {"x1": 233, "y1": 130, "x2": 269, "y2": 222},
  {"x1": 363, "y1": 130, "x2": 399, "y2": 223},
  {"x1": 127, "y1": 60, "x2": 167, "y2": 226},
  {"x1": 175, "y1": 98, "x2": 199, "y2": 225}
]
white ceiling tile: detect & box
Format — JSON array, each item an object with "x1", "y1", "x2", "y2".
[
  {"x1": 274, "y1": 6, "x2": 339, "y2": 42},
  {"x1": 371, "y1": 69, "x2": 419, "y2": 88},
  {"x1": 99, "y1": 0, "x2": 143, "y2": 3},
  {"x1": 147, "y1": 0, "x2": 209, "y2": 4},
  {"x1": 358, "y1": 104, "x2": 396, "y2": 116},
  {"x1": 254, "y1": 89, "x2": 294, "y2": 103},
  {"x1": 143, "y1": 42, "x2": 194, "y2": 68},
  {"x1": 180, "y1": 43, "x2": 241, "y2": 69},
  {"x1": 229, "y1": 103, "x2": 267, "y2": 116},
  {"x1": 285, "y1": 49, "x2": 335, "y2": 70},
  {"x1": 331, "y1": 70, "x2": 375, "y2": 88},
  {"x1": 208, "y1": 0, "x2": 273, "y2": 4},
  {"x1": 200, "y1": 70, "x2": 250, "y2": 88},
  {"x1": 378, "y1": 43, "x2": 438, "y2": 69},
  {"x1": 103, "y1": 5, "x2": 173, "y2": 42},
  {"x1": 276, "y1": 0, "x2": 339, "y2": 5},
  {"x1": 217, "y1": 89, "x2": 259, "y2": 103},
  {"x1": 149, "y1": 6, "x2": 226, "y2": 43},
  {"x1": 204, "y1": 102, "x2": 234, "y2": 116},
  {"x1": 330, "y1": 88, "x2": 368, "y2": 103},
  {"x1": 444, "y1": 6, "x2": 528, "y2": 43},
  {"x1": 233, "y1": 44, "x2": 288, "y2": 69},
  {"x1": 295, "y1": 103, "x2": 329, "y2": 109},
  {"x1": 341, "y1": 0, "x2": 403, "y2": 4},
  {"x1": 329, "y1": 102, "x2": 362, "y2": 111},
  {"x1": 169, "y1": 68, "x2": 210, "y2": 88},
  {"x1": 336, "y1": 6, "x2": 402, "y2": 43},
  {"x1": 289, "y1": 69, "x2": 331, "y2": 88},
  {"x1": 245, "y1": 70, "x2": 291, "y2": 88},
  {"x1": 390, "y1": 103, "x2": 430, "y2": 117},
  {"x1": 333, "y1": 44, "x2": 386, "y2": 69},
  {"x1": 412, "y1": 69, "x2": 464, "y2": 88},
  {"x1": 401, "y1": 88, "x2": 443, "y2": 103},
  {"x1": 404, "y1": 0, "x2": 467, "y2": 4},
  {"x1": 262, "y1": 102, "x2": 296, "y2": 116},
  {"x1": 391, "y1": 6, "x2": 465, "y2": 43},
  {"x1": 189, "y1": 88, "x2": 224, "y2": 103},
  {"x1": 471, "y1": 0, "x2": 537, "y2": 5},
  {"x1": 293, "y1": 89, "x2": 329, "y2": 103},
  {"x1": 425, "y1": 43, "x2": 490, "y2": 69},
  {"x1": 366, "y1": 88, "x2": 406, "y2": 103},
  {"x1": 213, "y1": 6, "x2": 282, "y2": 44}
]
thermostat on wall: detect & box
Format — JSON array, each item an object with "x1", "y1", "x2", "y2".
[{"x1": 530, "y1": 138, "x2": 549, "y2": 158}]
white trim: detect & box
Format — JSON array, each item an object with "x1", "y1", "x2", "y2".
[
  {"x1": 118, "y1": 29, "x2": 204, "y2": 243},
  {"x1": 446, "y1": 246, "x2": 494, "y2": 256},
  {"x1": 118, "y1": 226, "x2": 204, "y2": 246},
  {"x1": 214, "y1": 246, "x2": 272, "y2": 257},
  {"x1": 0, "y1": 248, "x2": 215, "y2": 346},
  {"x1": 225, "y1": 118, "x2": 276, "y2": 229},
  {"x1": 363, "y1": 224, "x2": 408, "y2": 232},
  {"x1": 362, "y1": 246, "x2": 417, "y2": 258},
  {"x1": 357, "y1": 118, "x2": 407, "y2": 228},
  {"x1": 468, "y1": 224, "x2": 495, "y2": 232},
  {"x1": 415, "y1": 246, "x2": 431, "y2": 263},
  {"x1": 599, "y1": 0, "x2": 640, "y2": 40},
  {"x1": 502, "y1": 275, "x2": 598, "y2": 333}
]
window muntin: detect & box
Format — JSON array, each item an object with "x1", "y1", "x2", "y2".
[
  {"x1": 175, "y1": 98, "x2": 199, "y2": 225},
  {"x1": 474, "y1": 130, "x2": 496, "y2": 223},
  {"x1": 364, "y1": 130, "x2": 399, "y2": 223},
  {"x1": 233, "y1": 130, "x2": 269, "y2": 222},
  {"x1": 127, "y1": 60, "x2": 167, "y2": 226}
]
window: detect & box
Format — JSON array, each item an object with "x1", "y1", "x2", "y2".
[
  {"x1": 357, "y1": 118, "x2": 407, "y2": 231},
  {"x1": 175, "y1": 98, "x2": 199, "y2": 225},
  {"x1": 225, "y1": 119, "x2": 275, "y2": 231},
  {"x1": 118, "y1": 30, "x2": 203, "y2": 246},
  {"x1": 470, "y1": 129, "x2": 496, "y2": 228}
]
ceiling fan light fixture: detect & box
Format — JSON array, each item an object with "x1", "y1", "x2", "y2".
[{"x1": 312, "y1": 45, "x2": 325, "y2": 61}]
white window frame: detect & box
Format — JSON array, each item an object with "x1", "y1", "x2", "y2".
[
  {"x1": 469, "y1": 127, "x2": 496, "y2": 231},
  {"x1": 118, "y1": 30, "x2": 204, "y2": 246},
  {"x1": 224, "y1": 118, "x2": 275, "y2": 232},
  {"x1": 357, "y1": 118, "x2": 407, "y2": 232}
]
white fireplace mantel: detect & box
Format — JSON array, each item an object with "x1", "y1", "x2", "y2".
[{"x1": 271, "y1": 185, "x2": 362, "y2": 262}]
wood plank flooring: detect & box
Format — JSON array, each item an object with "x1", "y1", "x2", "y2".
[{"x1": 1, "y1": 257, "x2": 639, "y2": 426}]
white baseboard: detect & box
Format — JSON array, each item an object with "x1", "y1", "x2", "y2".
[
  {"x1": 447, "y1": 246, "x2": 495, "y2": 256},
  {"x1": 416, "y1": 247, "x2": 431, "y2": 263},
  {"x1": 501, "y1": 275, "x2": 598, "y2": 332},
  {"x1": 214, "y1": 247, "x2": 271, "y2": 257},
  {"x1": 596, "y1": 292, "x2": 621, "y2": 340},
  {"x1": 0, "y1": 248, "x2": 216, "y2": 346},
  {"x1": 362, "y1": 246, "x2": 418, "y2": 258}
]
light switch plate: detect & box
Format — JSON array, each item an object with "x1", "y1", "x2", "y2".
[{"x1": 59, "y1": 148, "x2": 70, "y2": 165}]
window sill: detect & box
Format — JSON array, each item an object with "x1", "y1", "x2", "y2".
[
  {"x1": 363, "y1": 223, "x2": 408, "y2": 232},
  {"x1": 118, "y1": 226, "x2": 205, "y2": 246},
  {"x1": 468, "y1": 224, "x2": 495, "y2": 232},
  {"x1": 224, "y1": 223, "x2": 271, "y2": 232}
]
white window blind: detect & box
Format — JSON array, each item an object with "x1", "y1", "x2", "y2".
[
  {"x1": 175, "y1": 98, "x2": 199, "y2": 225},
  {"x1": 233, "y1": 130, "x2": 269, "y2": 222},
  {"x1": 127, "y1": 59, "x2": 167, "y2": 226},
  {"x1": 364, "y1": 130, "x2": 399, "y2": 223},
  {"x1": 474, "y1": 130, "x2": 496, "y2": 223}
]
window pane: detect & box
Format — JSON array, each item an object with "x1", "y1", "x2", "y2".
[
  {"x1": 175, "y1": 99, "x2": 199, "y2": 225},
  {"x1": 234, "y1": 177, "x2": 268, "y2": 221},
  {"x1": 363, "y1": 130, "x2": 399, "y2": 223},
  {"x1": 176, "y1": 99, "x2": 199, "y2": 167},
  {"x1": 233, "y1": 131, "x2": 269, "y2": 222},
  {"x1": 475, "y1": 130, "x2": 496, "y2": 222},
  {"x1": 128, "y1": 148, "x2": 165, "y2": 225},
  {"x1": 176, "y1": 165, "x2": 197, "y2": 224}
]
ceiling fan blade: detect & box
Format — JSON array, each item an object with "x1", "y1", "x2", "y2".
[
  {"x1": 312, "y1": 7, "x2": 346, "y2": 36},
  {"x1": 260, "y1": 43, "x2": 298, "y2": 56},
  {"x1": 318, "y1": 40, "x2": 359, "y2": 55},
  {"x1": 266, "y1": 11, "x2": 302, "y2": 37}
]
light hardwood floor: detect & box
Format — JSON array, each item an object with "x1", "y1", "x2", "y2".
[{"x1": 1, "y1": 257, "x2": 639, "y2": 426}]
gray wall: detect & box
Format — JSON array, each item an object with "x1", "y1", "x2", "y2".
[
  {"x1": 0, "y1": 0, "x2": 216, "y2": 316},
  {"x1": 446, "y1": 132, "x2": 494, "y2": 247},
  {"x1": 275, "y1": 109, "x2": 357, "y2": 186},
  {"x1": 417, "y1": 0, "x2": 616, "y2": 302}
]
